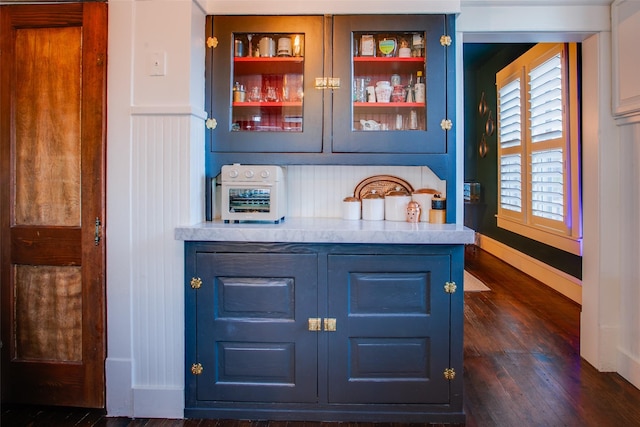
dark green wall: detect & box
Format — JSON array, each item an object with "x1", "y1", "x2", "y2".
[{"x1": 463, "y1": 43, "x2": 582, "y2": 280}]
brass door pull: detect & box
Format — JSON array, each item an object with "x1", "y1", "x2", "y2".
[
  {"x1": 309, "y1": 318, "x2": 336, "y2": 331},
  {"x1": 324, "y1": 318, "x2": 336, "y2": 332},
  {"x1": 308, "y1": 318, "x2": 321, "y2": 331}
]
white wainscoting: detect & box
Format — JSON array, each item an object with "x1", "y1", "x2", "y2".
[{"x1": 106, "y1": 111, "x2": 204, "y2": 418}]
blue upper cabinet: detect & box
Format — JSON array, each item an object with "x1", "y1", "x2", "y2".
[
  {"x1": 208, "y1": 15, "x2": 325, "y2": 154},
  {"x1": 332, "y1": 15, "x2": 449, "y2": 155},
  {"x1": 206, "y1": 15, "x2": 454, "y2": 175}
]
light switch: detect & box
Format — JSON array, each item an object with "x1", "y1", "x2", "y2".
[{"x1": 148, "y1": 51, "x2": 166, "y2": 76}]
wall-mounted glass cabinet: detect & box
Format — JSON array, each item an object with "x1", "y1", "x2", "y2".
[{"x1": 206, "y1": 15, "x2": 454, "y2": 173}]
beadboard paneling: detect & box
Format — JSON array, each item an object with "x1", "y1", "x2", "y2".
[
  {"x1": 285, "y1": 165, "x2": 445, "y2": 218},
  {"x1": 130, "y1": 114, "x2": 197, "y2": 387}
]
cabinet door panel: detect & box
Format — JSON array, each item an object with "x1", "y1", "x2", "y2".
[
  {"x1": 195, "y1": 252, "x2": 318, "y2": 403},
  {"x1": 209, "y1": 16, "x2": 324, "y2": 153},
  {"x1": 327, "y1": 254, "x2": 451, "y2": 404},
  {"x1": 332, "y1": 15, "x2": 448, "y2": 154}
]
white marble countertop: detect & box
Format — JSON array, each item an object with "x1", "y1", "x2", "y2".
[{"x1": 175, "y1": 217, "x2": 475, "y2": 245}]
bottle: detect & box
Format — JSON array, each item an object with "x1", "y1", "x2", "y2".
[{"x1": 414, "y1": 71, "x2": 425, "y2": 103}]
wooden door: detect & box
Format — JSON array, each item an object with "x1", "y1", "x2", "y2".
[{"x1": 0, "y1": 3, "x2": 107, "y2": 408}]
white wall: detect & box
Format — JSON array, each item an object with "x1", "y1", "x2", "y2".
[
  {"x1": 105, "y1": 0, "x2": 639, "y2": 419},
  {"x1": 106, "y1": 0, "x2": 206, "y2": 418}
]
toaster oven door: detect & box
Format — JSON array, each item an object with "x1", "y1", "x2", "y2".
[
  {"x1": 227, "y1": 187, "x2": 272, "y2": 214},
  {"x1": 221, "y1": 183, "x2": 276, "y2": 220}
]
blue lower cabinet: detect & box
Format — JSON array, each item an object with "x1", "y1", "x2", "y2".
[
  {"x1": 185, "y1": 242, "x2": 465, "y2": 423},
  {"x1": 193, "y1": 251, "x2": 318, "y2": 403},
  {"x1": 327, "y1": 254, "x2": 452, "y2": 405}
]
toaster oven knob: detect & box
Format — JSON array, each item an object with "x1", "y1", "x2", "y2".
[
  {"x1": 228, "y1": 169, "x2": 239, "y2": 178},
  {"x1": 244, "y1": 170, "x2": 254, "y2": 178},
  {"x1": 260, "y1": 169, "x2": 271, "y2": 179}
]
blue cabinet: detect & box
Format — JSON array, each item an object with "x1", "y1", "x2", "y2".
[
  {"x1": 190, "y1": 251, "x2": 318, "y2": 403},
  {"x1": 327, "y1": 254, "x2": 452, "y2": 405},
  {"x1": 185, "y1": 242, "x2": 465, "y2": 423},
  {"x1": 205, "y1": 15, "x2": 455, "y2": 178}
]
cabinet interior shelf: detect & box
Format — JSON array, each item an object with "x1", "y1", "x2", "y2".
[
  {"x1": 233, "y1": 101, "x2": 303, "y2": 107},
  {"x1": 234, "y1": 56, "x2": 304, "y2": 63},
  {"x1": 234, "y1": 58, "x2": 304, "y2": 74},
  {"x1": 353, "y1": 56, "x2": 424, "y2": 63},
  {"x1": 353, "y1": 102, "x2": 424, "y2": 108}
]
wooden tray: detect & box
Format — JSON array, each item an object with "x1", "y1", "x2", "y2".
[{"x1": 353, "y1": 175, "x2": 414, "y2": 199}]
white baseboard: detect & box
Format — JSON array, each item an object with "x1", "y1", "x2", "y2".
[
  {"x1": 105, "y1": 357, "x2": 133, "y2": 416},
  {"x1": 476, "y1": 234, "x2": 582, "y2": 304},
  {"x1": 133, "y1": 386, "x2": 184, "y2": 419},
  {"x1": 618, "y1": 347, "x2": 640, "y2": 390},
  {"x1": 106, "y1": 357, "x2": 184, "y2": 419}
]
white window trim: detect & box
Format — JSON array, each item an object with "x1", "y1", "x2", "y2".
[{"x1": 496, "y1": 43, "x2": 582, "y2": 256}]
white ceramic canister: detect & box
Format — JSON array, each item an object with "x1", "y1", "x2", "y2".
[
  {"x1": 412, "y1": 188, "x2": 440, "y2": 222},
  {"x1": 342, "y1": 196, "x2": 361, "y2": 220},
  {"x1": 384, "y1": 187, "x2": 411, "y2": 221},
  {"x1": 362, "y1": 190, "x2": 384, "y2": 221}
]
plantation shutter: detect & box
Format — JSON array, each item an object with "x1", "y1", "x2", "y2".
[
  {"x1": 528, "y1": 53, "x2": 564, "y2": 222},
  {"x1": 498, "y1": 78, "x2": 523, "y2": 214}
]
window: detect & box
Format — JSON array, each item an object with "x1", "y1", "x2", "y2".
[{"x1": 496, "y1": 43, "x2": 582, "y2": 255}]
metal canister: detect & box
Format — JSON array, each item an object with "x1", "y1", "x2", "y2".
[
  {"x1": 406, "y1": 201, "x2": 421, "y2": 223},
  {"x1": 234, "y1": 39, "x2": 244, "y2": 57}
]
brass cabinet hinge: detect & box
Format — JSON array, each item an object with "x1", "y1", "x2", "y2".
[
  {"x1": 206, "y1": 36, "x2": 218, "y2": 48},
  {"x1": 444, "y1": 281, "x2": 457, "y2": 294},
  {"x1": 191, "y1": 363, "x2": 203, "y2": 375},
  {"x1": 440, "y1": 35, "x2": 452, "y2": 47},
  {"x1": 444, "y1": 368, "x2": 456, "y2": 380},
  {"x1": 190, "y1": 277, "x2": 202, "y2": 289}
]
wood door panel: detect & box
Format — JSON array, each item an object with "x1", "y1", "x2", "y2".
[
  {"x1": 11, "y1": 226, "x2": 82, "y2": 266},
  {"x1": 15, "y1": 265, "x2": 82, "y2": 361},
  {"x1": 1, "y1": 3, "x2": 106, "y2": 408},
  {"x1": 15, "y1": 26, "x2": 82, "y2": 227}
]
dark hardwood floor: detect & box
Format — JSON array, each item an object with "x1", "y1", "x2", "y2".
[{"x1": 3, "y1": 246, "x2": 640, "y2": 426}]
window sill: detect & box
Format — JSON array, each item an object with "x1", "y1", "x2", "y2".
[{"x1": 496, "y1": 216, "x2": 582, "y2": 256}]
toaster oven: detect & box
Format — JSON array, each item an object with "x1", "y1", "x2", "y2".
[{"x1": 220, "y1": 164, "x2": 286, "y2": 223}]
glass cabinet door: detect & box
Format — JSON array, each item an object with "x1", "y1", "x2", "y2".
[
  {"x1": 209, "y1": 16, "x2": 324, "y2": 153},
  {"x1": 333, "y1": 15, "x2": 448, "y2": 154}
]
